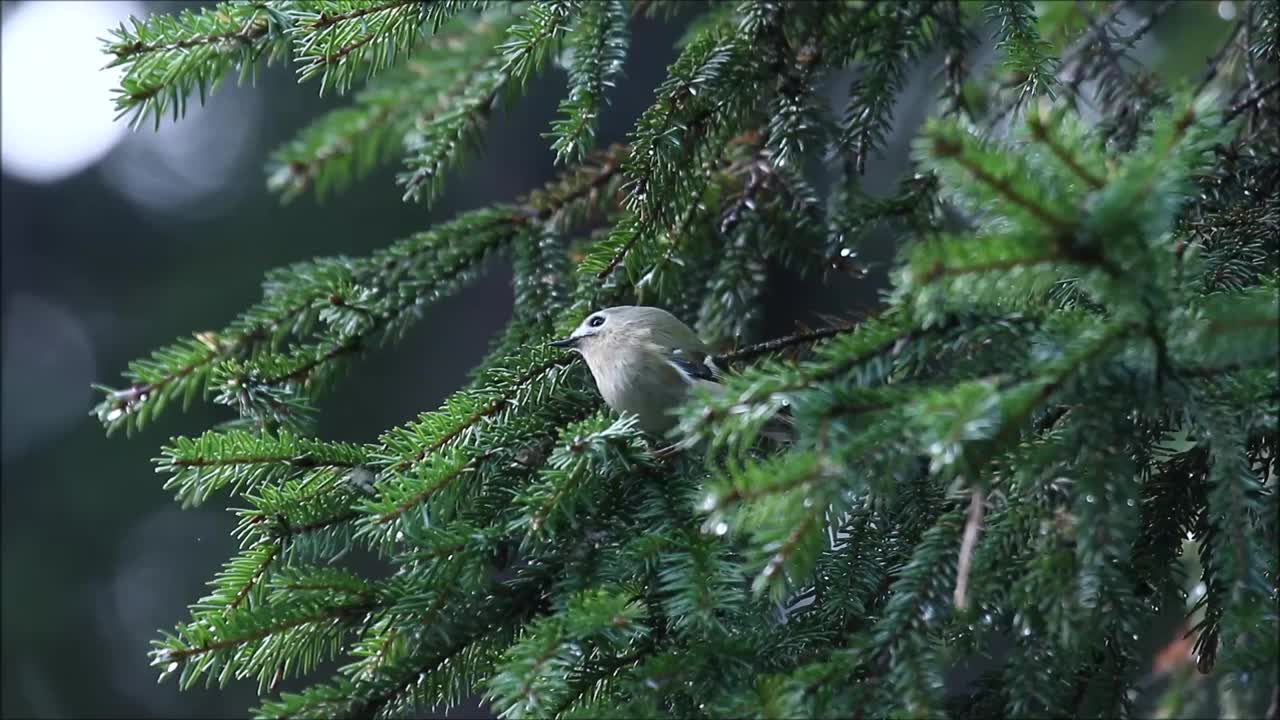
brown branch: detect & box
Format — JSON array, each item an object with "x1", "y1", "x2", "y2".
[
  {"x1": 396, "y1": 356, "x2": 574, "y2": 471},
  {"x1": 376, "y1": 458, "x2": 478, "y2": 525},
  {"x1": 759, "y1": 512, "x2": 819, "y2": 586},
  {"x1": 1192, "y1": 19, "x2": 1245, "y2": 99},
  {"x1": 547, "y1": 641, "x2": 656, "y2": 718},
  {"x1": 1223, "y1": 78, "x2": 1280, "y2": 124},
  {"x1": 164, "y1": 602, "x2": 372, "y2": 663},
  {"x1": 526, "y1": 146, "x2": 624, "y2": 222},
  {"x1": 697, "y1": 312, "x2": 995, "y2": 428},
  {"x1": 170, "y1": 455, "x2": 358, "y2": 469},
  {"x1": 929, "y1": 135, "x2": 1075, "y2": 235},
  {"x1": 227, "y1": 544, "x2": 279, "y2": 613},
  {"x1": 715, "y1": 322, "x2": 862, "y2": 366},
  {"x1": 1027, "y1": 113, "x2": 1105, "y2": 190},
  {"x1": 254, "y1": 508, "x2": 361, "y2": 539},
  {"x1": 307, "y1": 0, "x2": 418, "y2": 31},
  {"x1": 953, "y1": 488, "x2": 986, "y2": 611},
  {"x1": 596, "y1": 232, "x2": 643, "y2": 281},
  {"x1": 112, "y1": 15, "x2": 270, "y2": 59},
  {"x1": 713, "y1": 464, "x2": 822, "y2": 509},
  {"x1": 920, "y1": 254, "x2": 1067, "y2": 283}
]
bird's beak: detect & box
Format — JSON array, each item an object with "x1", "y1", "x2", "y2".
[{"x1": 547, "y1": 337, "x2": 579, "y2": 349}]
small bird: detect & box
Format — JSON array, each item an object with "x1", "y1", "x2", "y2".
[{"x1": 549, "y1": 305, "x2": 790, "y2": 441}]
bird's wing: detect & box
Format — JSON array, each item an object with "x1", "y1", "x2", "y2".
[
  {"x1": 662, "y1": 345, "x2": 795, "y2": 444},
  {"x1": 663, "y1": 348, "x2": 719, "y2": 384}
]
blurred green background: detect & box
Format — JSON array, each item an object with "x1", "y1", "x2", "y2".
[{"x1": 0, "y1": 1, "x2": 1233, "y2": 717}]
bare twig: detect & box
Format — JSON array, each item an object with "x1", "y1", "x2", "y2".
[
  {"x1": 953, "y1": 487, "x2": 986, "y2": 611},
  {"x1": 1223, "y1": 78, "x2": 1280, "y2": 123}
]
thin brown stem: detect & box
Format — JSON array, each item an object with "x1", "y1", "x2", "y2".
[
  {"x1": 164, "y1": 602, "x2": 372, "y2": 663},
  {"x1": 226, "y1": 544, "x2": 279, "y2": 613},
  {"x1": 112, "y1": 15, "x2": 270, "y2": 58},
  {"x1": 1027, "y1": 114, "x2": 1105, "y2": 190},
  {"x1": 376, "y1": 458, "x2": 478, "y2": 524},
  {"x1": 307, "y1": 0, "x2": 417, "y2": 31},
  {"x1": 953, "y1": 488, "x2": 987, "y2": 611},
  {"x1": 930, "y1": 135, "x2": 1075, "y2": 235},
  {"x1": 715, "y1": 322, "x2": 862, "y2": 365},
  {"x1": 169, "y1": 455, "x2": 357, "y2": 469},
  {"x1": 1224, "y1": 78, "x2": 1280, "y2": 123}
]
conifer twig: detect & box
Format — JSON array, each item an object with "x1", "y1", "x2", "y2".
[
  {"x1": 953, "y1": 487, "x2": 986, "y2": 611},
  {"x1": 714, "y1": 322, "x2": 862, "y2": 365},
  {"x1": 1223, "y1": 78, "x2": 1280, "y2": 123},
  {"x1": 1026, "y1": 112, "x2": 1105, "y2": 190}
]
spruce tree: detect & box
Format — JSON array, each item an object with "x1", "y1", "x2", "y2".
[{"x1": 94, "y1": 1, "x2": 1277, "y2": 717}]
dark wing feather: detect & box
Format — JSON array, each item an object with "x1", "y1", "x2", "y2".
[{"x1": 665, "y1": 349, "x2": 719, "y2": 384}]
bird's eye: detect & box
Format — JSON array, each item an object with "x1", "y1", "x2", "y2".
[{"x1": 588, "y1": 315, "x2": 606, "y2": 328}]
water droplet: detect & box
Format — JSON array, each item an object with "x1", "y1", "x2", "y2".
[
  {"x1": 713, "y1": 522, "x2": 729, "y2": 536},
  {"x1": 700, "y1": 494, "x2": 717, "y2": 512},
  {"x1": 1085, "y1": 494, "x2": 1096, "y2": 503}
]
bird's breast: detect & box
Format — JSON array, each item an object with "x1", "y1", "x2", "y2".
[{"x1": 588, "y1": 348, "x2": 689, "y2": 433}]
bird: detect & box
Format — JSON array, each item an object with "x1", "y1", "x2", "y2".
[{"x1": 549, "y1": 305, "x2": 791, "y2": 442}]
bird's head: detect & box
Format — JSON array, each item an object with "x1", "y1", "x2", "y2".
[{"x1": 548, "y1": 305, "x2": 692, "y2": 360}]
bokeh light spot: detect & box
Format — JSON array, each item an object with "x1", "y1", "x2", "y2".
[{"x1": 1, "y1": 1, "x2": 144, "y2": 183}]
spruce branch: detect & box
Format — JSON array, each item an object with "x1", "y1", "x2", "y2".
[
  {"x1": 1026, "y1": 108, "x2": 1105, "y2": 190},
  {"x1": 1224, "y1": 77, "x2": 1280, "y2": 123},
  {"x1": 548, "y1": 0, "x2": 631, "y2": 164},
  {"x1": 289, "y1": 0, "x2": 484, "y2": 94},
  {"x1": 267, "y1": 11, "x2": 514, "y2": 201},
  {"x1": 156, "y1": 428, "x2": 368, "y2": 508},
  {"x1": 94, "y1": 2, "x2": 1279, "y2": 717},
  {"x1": 104, "y1": 1, "x2": 295, "y2": 129},
  {"x1": 926, "y1": 127, "x2": 1076, "y2": 239},
  {"x1": 836, "y1": 2, "x2": 939, "y2": 175},
  {"x1": 96, "y1": 149, "x2": 621, "y2": 434},
  {"x1": 396, "y1": 1, "x2": 579, "y2": 204},
  {"x1": 985, "y1": 0, "x2": 1059, "y2": 104}
]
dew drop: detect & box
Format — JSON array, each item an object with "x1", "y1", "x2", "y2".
[{"x1": 713, "y1": 522, "x2": 729, "y2": 536}]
